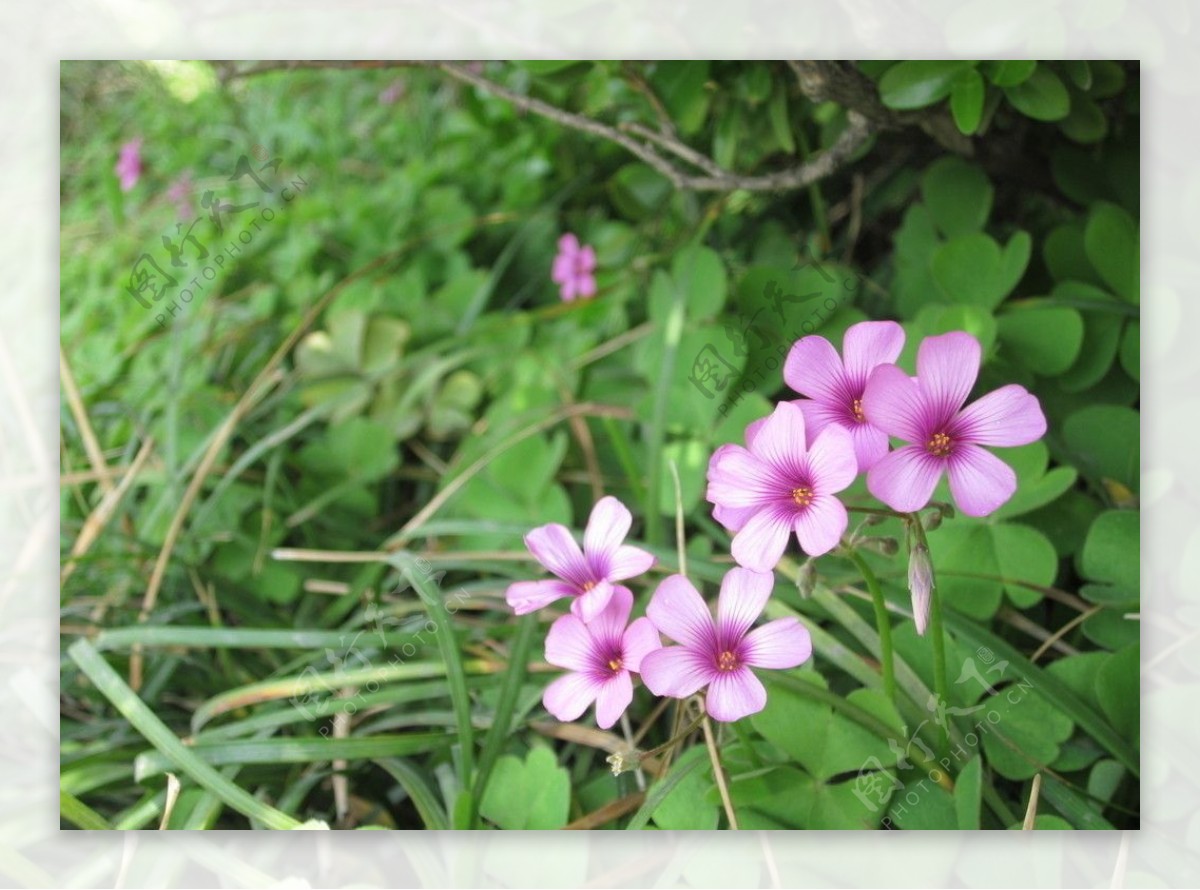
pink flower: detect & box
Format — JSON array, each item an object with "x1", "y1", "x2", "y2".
[
  {"x1": 542, "y1": 586, "x2": 661, "y2": 728},
  {"x1": 115, "y1": 138, "x2": 143, "y2": 192},
  {"x1": 784, "y1": 320, "x2": 906, "y2": 472},
  {"x1": 706, "y1": 401, "x2": 858, "y2": 572},
  {"x1": 639, "y1": 568, "x2": 812, "y2": 722},
  {"x1": 551, "y1": 233, "x2": 597, "y2": 301},
  {"x1": 378, "y1": 80, "x2": 406, "y2": 105},
  {"x1": 862, "y1": 331, "x2": 1047, "y2": 517},
  {"x1": 506, "y1": 496, "x2": 656, "y2": 621}
]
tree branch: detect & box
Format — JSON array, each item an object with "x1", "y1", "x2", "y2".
[{"x1": 221, "y1": 60, "x2": 878, "y2": 194}]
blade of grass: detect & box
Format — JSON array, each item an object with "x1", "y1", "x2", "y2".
[
  {"x1": 391, "y1": 553, "x2": 476, "y2": 803},
  {"x1": 60, "y1": 788, "x2": 111, "y2": 830},
  {"x1": 377, "y1": 758, "x2": 450, "y2": 829},
  {"x1": 134, "y1": 734, "x2": 453, "y2": 779},
  {"x1": 191, "y1": 657, "x2": 497, "y2": 732},
  {"x1": 68, "y1": 638, "x2": 302, "y2": 830},
  {"x1": 472, "y1": 613, "x2": 536, "y2": 813}
]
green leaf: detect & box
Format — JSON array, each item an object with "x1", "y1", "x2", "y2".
[
  {"x1": 650, "y1": 746, "x2": 718, "y2": 829},
  {"x1": 650, "y1": 61, "x2": 712, "y2": 135},
  {"x1": 997, "y1": 303, "x2": 1085, "y2": 376},
  {"x1": 1063, "y1": 405, "x2": 1139, "y2": 493},
  {"x1": 1084, "y1": 202, "x2": 1139, "y2": 304},
  {"x1": 879, "y1": 61, "x2": 976, "y2": 110},
  {"x1": 887, "y1": 776, "x2": 957, "y2": 829},
  {"x1": 954, "y1": 756, "x2": 982, "y2": 829},
  {"x1": 608, "y1": 163, "x2": 672, "y2": 221},
  {"x1": 478, "y1": 747, "x2": 570, "y2": 829},
  {"x1": 1060, "y1": 94, "x2": 1108, "y2": 144},
  {"x1": 751, "y1": 673, "x2": 893, "y2": 782},
  {"x1": 767, "y1": 85, "x2": 795, "y2": 153},
  {"x1": 893, "y1": 204, "x2": 943, "y2": 317},
  {"x1": 949, "y1": 68, "x2": 986, "y2": 135},
  {"x1": 626, "y1": 749, "x2": 706, "y2": 830},
  {"x1": 931, "y1": 231, "x2": 1030, "y2": 310},
  {"x1": 984, "y1": 60, "x2": 1037, "y2": 87},
  {"x1": 1119, "y1": 321, "x2": 1139, "y2": 381},
  {"x1": 1062, "y1": 61, "x2": 1093, "y2": 90},
  {"x1": 516, "y1": 60, "x2": 586, "y2": 76},
  {"x1": 991, "y1": 523, "x2": 1059, "y2": 609},
  {"x1": 993, "y1": 442, "x2": 1078, "y2": 522},
  {"x1": 921, "y1": 157, "x2": 994, "y2": 238},
  {"x1": 1004, "y1": 66, "x2": 1071, "y2": 121},
  {"x1": 1095, "y1": 644, "x2": 1139, "y2": 744},
  {"x1": 981, "y1": 685, "x2": 1074, "y2": 780},
  {"x1": 1080, "y1": 510, "x2": 1140, "y2": 596}
]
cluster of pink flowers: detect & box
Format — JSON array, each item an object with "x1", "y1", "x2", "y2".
[
  {"x1": 506, "y1": 497, "x2": 810, "y2": 726},
  {"x1": 551, "y1": 233, "x2": 597, "y2": 302},
  {"x1": 708, "y1": 321, "x2": 1046, "y2": 629},
  {"x1": 505, "y1": 319, "x2": 1045, "y2": 730}
]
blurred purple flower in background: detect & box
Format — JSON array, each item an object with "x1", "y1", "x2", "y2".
[
  {"x1": 551, "y1": 233, "x2": 597, "y2": 301},
  {"x1": 115, "y1": 138, "x2": 143, "y2": 191},
  {"x1": 378, "y1": 80, "x2": 406, "y2": 106},
  {"x1": 165, "y1": 172, "x2": 194, "y2": 220}
]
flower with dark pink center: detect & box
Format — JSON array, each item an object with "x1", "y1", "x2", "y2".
[
  {"x1": 639, "y1": 568, "x2": 812, "y2": 722},
  {"x1": 541, "y1": 586, "x2": 661, "y2": 729},
  {"x1": 783, "y1": 320, "x2": 906, "y2": 472},
  {"x1": 506, "y1": 496, "x2": 656, "y2": 621},
  {"x1": 862, "y1": 331, "x2": 1047, "y2": 517}
]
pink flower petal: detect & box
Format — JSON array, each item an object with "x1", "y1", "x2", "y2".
[
  {"x1": 862, "y1": 364, "x2": 927, "y2": 443},
  {"x1": 705, "y1": 667, "x2": 767, "y2": 722},
  {"x1": 849, "y1": 420, "x2": 892, "y2": 473},
  {"x1": 552, "y1": 254, "x2": 573, "y2": 284},
  {"x1": 867, "y1": 445, "x2": 945, "y2": 513},
  {"x1": 916, "y1": 331, "x2": 980, "y2": 424},
  {"x1": 806, "y1": 425, "x2": 858, "y2": 495},
  {"x1": 560, "y1": 279, "x2": 578, "y2": 301},
  {"x1": 792, "y1": 493, "x2": 848, "y2": 557},
  {"x1": 713, "y1": 503, "x2": 758, "y2": 533},
  {"x1": 576, "y1": 274, "x2": 597, "y2": 298},
  {"x1": 784, "y1": 335, "x2": 847, "y2": 405},
  {"x1": 742, "y1": 618, "x2": 812, "y2": 669},
  {"x1": 622, "y1": 617, "x2": 661, "y2": 672},
  {"x1": 544, "y1": 613, "x2": 596, "y2": 672},
  {"x1": 947, "y1": 443, "x2": 1018, "y2": 517},
  {"x1": 749, "y1": 401, "x2": 808, "y2": 473},
  {"x1": 716, "y1": 567, "x2": 774, "y2": 643},
  {"x1": 505, "y1": 579, "x2": 576, "y2": 615},
  {"x1": 743, "y1": 415, "x2": 769, "y2": 449},
  {"x1": 842, "y1": 320, "x2": 906, "y2": 387},
  {"x1": 639, "y1": 646, "x2": 713, "y2": 698},
  {"x1": 570, "y1": 580, "x2": 615, "y2": 622},
  {"x1": 584, "y1": 496, "x2": 632, "y2": 563},
  {"x1": 793, "y1": 398, "x2": 841, "y2": 443},
  {"x1": 951, "y1": 384, "x2": 1047, "y2": 447},
  {"x1": 731, "y1": 507, "x2": 794, "y2": 572},
  {"x1": 706, "y1": 447, "x2": 778, "y2": 508},
  {"x1": 543, "y1": 672, "x2": 603, "y2": 723},
  {"x1": 594, "y1": 672, "x2": 633, "y2": 729},
  {"x1": 647, "y1": 574, "x2": 714, "y2": 649},
  {"x1": 557, "y1": 233, "x2": 580, "y2": 255},
  {"x1": 578, "y1": 245, "x2": 597, "y2": 273},
  {"x1": 525, "y1": 523, "x2": 588, "y2": 586},
  {"x1": 586, "y1": 585, "x2": 633, "y2": 647},
  {"x1": 607, "y1": 544, "x2": 655, "y2": 581}
]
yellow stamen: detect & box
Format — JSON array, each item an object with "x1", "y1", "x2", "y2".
[
  {"x1": 851, "y1": 398, "x2": 865, "y2": 422},
  {"x1": 717, "y1": 650, "x2": 738, "y2": 672},
  {"x1": 607, "y1": 657, "x2": 623, "y2": 672},
  {"x1": 926, "y1": 432, "x2": 953, "y2": 457},
  {"x1": 791, "y1": 487, "x2": 814, "y2": 507}
]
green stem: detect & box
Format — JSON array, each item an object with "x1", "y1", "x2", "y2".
[
  {"x1": 908, "y1": 513, "x2": 949, "y2": 759},
  {"x1": 847, "y1": 549, "x2": 896, "y2": 706}
]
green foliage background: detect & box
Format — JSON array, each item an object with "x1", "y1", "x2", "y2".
[{"x1": 60, "y1": 60, "x2": 1139, "y2": 830}]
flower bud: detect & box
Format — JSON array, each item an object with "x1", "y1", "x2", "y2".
[
  {"x1": 908, "y1": 543, "x2": 933, "y2": 636},
  {"x1": 921, "y1": 510, "x2": 942, "y2": 532},
  {"x1": 606, "y1": 750, "x2": 638, "y2": 776}
]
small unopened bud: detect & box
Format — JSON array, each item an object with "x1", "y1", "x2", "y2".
[
  {"x1": 908, "y1": 544, "x2": 933, "y2": 636},
  {"x1": 862, "y1": 511, "x2": 887, "y2": 527},
  {"x1": 921, "y1": 510, "x2": 943, "y2": 532},
  {"x1": 859, "y1": 536, "x2": 899, "y2": 557},
  {"x1": 606, "y1": 750, "x2": 638, "y2": 776},
  {"x1": 797, "y1": 559, "x2": 817, "y2": 599}
]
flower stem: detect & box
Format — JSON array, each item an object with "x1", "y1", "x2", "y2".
[
  {"x1": 908, "y1": 512, "x2": 949, "y2": 758},
  {"x1": 847, "y1": 548, "x2": 896, "y2": 706}
]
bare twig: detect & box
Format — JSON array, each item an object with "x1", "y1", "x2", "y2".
[
  {"x1": 1022, "y1": 773, "x2": 1043, "y2": 829},
  {"x1": 702, "y1": 714, "x2": 738, "y2": 830},
  {"x1": 60, "y1": 346, "x2": 114, "y2": 495},
  {"x1": 224, "y1": 60, "x2": 878, "y2": 194}
]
